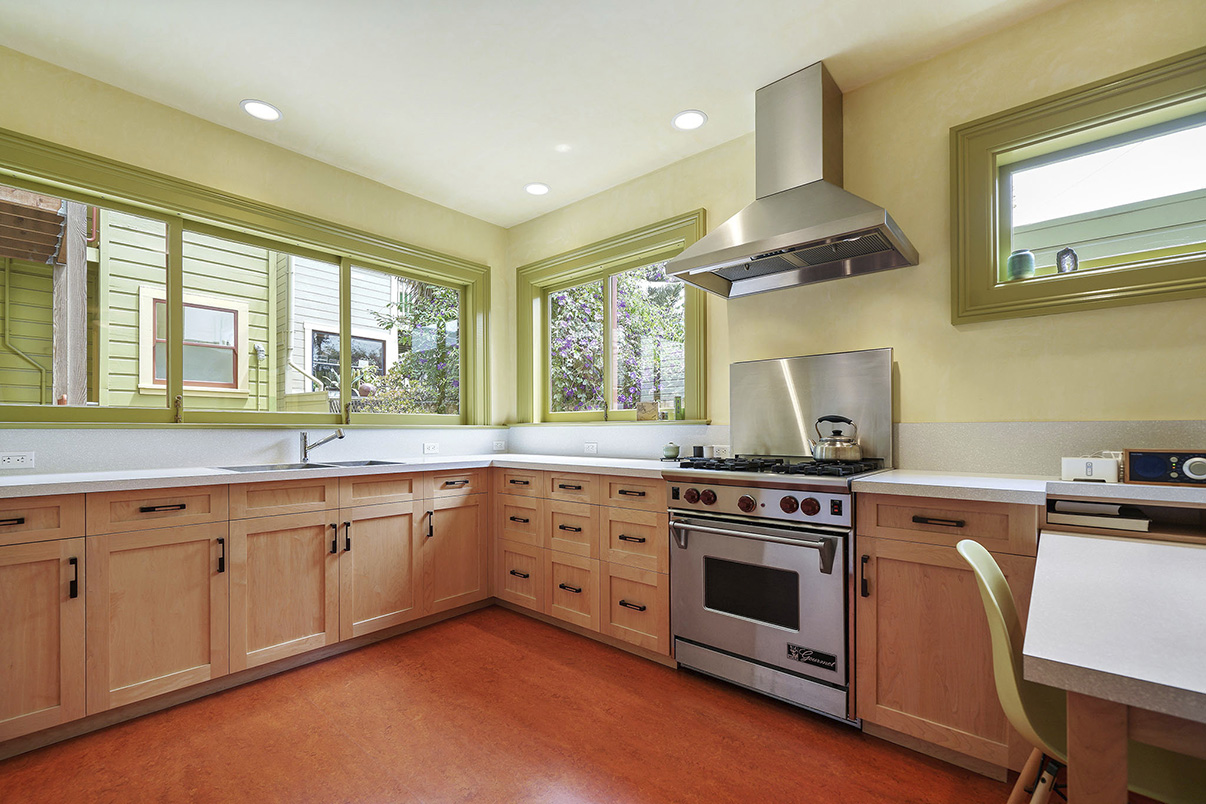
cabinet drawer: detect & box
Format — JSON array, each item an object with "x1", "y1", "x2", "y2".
[
  {"x1": 495, "y1": 468, "x2": 543, "y2": 497},
  {"x1": 601, "y1": 562, "x2": 669, "y2": 655},
  {"x1": 86, "y1": 486, "x2": 228, "y2": 535},
  {"x1": 547, "y1": 500, "x2": 599, "y2": 558},
  {"x1": 548, "y1": 552, "x2": 600, "y2": 632},
  {"x1": 547, "y1": 472, "x2": 600, "y2": 505},
  {"x1": 857, "y1": 493, "x2": 1039, "y2": 556},
  {"x1": 339, "y1": 473, "x2": 420, "y2": 507},
  {"x1": 0, "y1": 494, "x2": 85, "y2": 547},
  {"x1": 229, "y1": 477, "x2": 340, "y2": 519},
  {"x1": 430, "y1": 468, "x2": 485, "y2": 498},
  {"x1": 496, "y1": 494, "x2": 543, "y2": 547},
  {"x1": 496, "y1": 539, "x2": 544, "y2": 612},
  {"x1": 604, "y1": 477, "x2": 666, "y2": 512},
  {"x1": 602, "y1": 507, "x2": 668, "y2": 573}
]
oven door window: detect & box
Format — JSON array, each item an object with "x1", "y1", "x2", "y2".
[{"x1": 703, "y1": 557, "x2": 800, "y2": 630}]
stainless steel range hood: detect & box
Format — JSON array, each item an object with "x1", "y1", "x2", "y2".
[{"x1": 666, "y1": 62, "x2": 918, "y2": 298}]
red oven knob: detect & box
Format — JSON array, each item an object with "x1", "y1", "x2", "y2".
[
  {"x1": 779, "y1": 496, "x2": 799, "y2": 514},
  {"x1": 737, "y1": 494, "x2": 757, "y2": 513},
  {"x1": 800, "y1": 497, "x2": 821, "y2": 516},
  {"x1": 700, "y1": 489, "x2": 718, "y2": 506},
  {"x1": 683, "y1": 488, "x2": 700, "y2": 504}
]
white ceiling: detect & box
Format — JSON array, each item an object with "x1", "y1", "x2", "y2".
[{"x1": 0, "y1": 0, "x2": 1068, "y2": 228}]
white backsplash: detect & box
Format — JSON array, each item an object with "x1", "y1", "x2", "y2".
[{"x1": 507, "y1": 423, "x2": 731, "y2": 461}]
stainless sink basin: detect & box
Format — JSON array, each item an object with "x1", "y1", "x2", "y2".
[
  {"x1": 218, "y1": 462, "x2": 337, "y2": 472},
  {"x1": 320, "y1": 460, "x2": 408, "y2": 467}
]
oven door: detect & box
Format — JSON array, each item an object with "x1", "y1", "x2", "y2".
[{"x1": 670, "y1": 514, "x2": 847, "y2": 686}]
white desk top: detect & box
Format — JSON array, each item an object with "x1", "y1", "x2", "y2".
[{"x1": 1024, "y1": 530, "x2": 1206, "y2": 723}]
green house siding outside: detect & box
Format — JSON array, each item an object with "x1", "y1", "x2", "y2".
[{"x1": 0, "y1": 258, "x2": 54, "y2": 404}]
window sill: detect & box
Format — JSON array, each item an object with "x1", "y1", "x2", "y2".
[
  {"x1": 138, "y1": 385, "x2": 250, "y2": 398},
  {"x1": 510, "y1": 419, "x2": 711, "y2": 427}
]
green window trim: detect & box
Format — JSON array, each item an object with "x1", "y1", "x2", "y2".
[
  {"x1": 0, "y1": 126, "x2": 490, "y2": 426},
  {"x1": 950, "y1": 46, "x2": 1206, "y2": 324},
  {"x1": 516, "y1": 210, "x2": 707, "y2": 423}
]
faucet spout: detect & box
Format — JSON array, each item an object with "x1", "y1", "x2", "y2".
[{"x1": 301, "y1": 428, "x2": 345, "y2": 463}]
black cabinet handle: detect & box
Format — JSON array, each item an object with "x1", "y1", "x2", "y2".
[
  {"x1": 911, "y1": 515, "x2": 966, "y2": 528},
  {"x1": 558, "y1": 583, "x2": 582, "y2": 594},
  {"x1": 618, "y1": 599, "x2": 646, "y2": 612},
  {"x1": 344, "y1": 521, "x2": 352, "y2": 552},
  {"x1": 558, "y1": 484, "x2": 582, "y2": 491},
  {"x1": 427, "y1": 511, "x2": 434, "y2": 539},
  {"x1": 330, "y1": 523, "x2": 339, "y2": 554},
  {"x1": 217, "y1": 538, "x2": 226, "y2": 573},
  {"x1": 860, "y1": 555, "x2": 870, "y2": 598},
  {"x1": 558, "y1": 524, "x2": 582, "y2": 533},
  {"x1": 509, "y1": 479, "x2": 530, "y2": 486},
  {"x1": 509, "y1": 516, "x2": 529, "y2": 524},
  {"x1": 68, "y1": 556, "x2": 79, "y2": 599},
  {"x1": 0, "y1": 516, "x2": 25, "y2": 527},
  {"x1": 139, "y1": 503, "x2": 187, "y2": 513},
  {"x1": 618, "y1": 489, "x2": 646, "y2": 497},
  {"x1": 509, "y1": 569, "x2": 530, "y2": 579},
  {"x1": 443, "y1": 479, "x2": 470, "y2": 487},
  {"x1": 618, "y1": 534, "x2": 646, "y2": 543}
]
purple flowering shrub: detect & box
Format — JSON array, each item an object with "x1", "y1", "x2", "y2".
[{"x1": 549, "y1": 281, "x2": 606, "y2": 412}]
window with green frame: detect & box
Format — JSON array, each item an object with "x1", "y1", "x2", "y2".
[
  {"x1": 951, "y1": 46, "x2": 1206, "y2": 323},
  {"x1": 0, "y1": 128, "x2": 489, "y2": 426},
  {"x1": 517, "y1": 211, "x2": 707, "y2": 422}
]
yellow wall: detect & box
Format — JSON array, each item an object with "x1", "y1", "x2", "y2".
[{"x1": 507, "y1": 0, "x2": 1206, "y2": 424}]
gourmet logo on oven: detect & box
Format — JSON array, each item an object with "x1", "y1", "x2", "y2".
[{"x1": 787, "y1": 644, "x2": 838, "y2": 670}]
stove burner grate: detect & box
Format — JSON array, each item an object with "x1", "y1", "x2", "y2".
[{"x1": 677, "y1": 456, "x2": 883, "y2": 476}]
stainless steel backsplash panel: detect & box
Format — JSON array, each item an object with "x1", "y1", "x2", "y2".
[{"x1": 730, "y1": 348, "x2": 893, "y2": 464}]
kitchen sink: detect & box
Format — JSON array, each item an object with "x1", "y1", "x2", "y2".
[
  {"x1": 218, "y1": 462, "x2": 337, "y2": 472},
  {"x1": 320, "y1": 460, "x2": 409, "y2": 467}
]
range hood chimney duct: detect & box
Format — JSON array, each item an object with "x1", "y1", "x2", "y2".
[{"x1": 666, "y1": 62, "x2": 919, "y2": 298}]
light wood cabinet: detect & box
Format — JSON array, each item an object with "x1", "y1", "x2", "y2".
[
  {"x1": 855, "y1": 493, "x2": 1038, "y2": 771},
  {"x1": 548, "y1": 552, "x2": 600, "y2": 631},
  {"x1": 339, "y1": 472, "x2": 421, "y2": 507},
  {"x1": 229, "y1": 511, "x2": 339, "y2": 671},
  {"x1": 86, "y1": 523, "x2": 228, "y2": 713},
  {"x1": 604, "y1": 477, "x2": 666, "y2": 512},
  {"x1": 547, "y1": 500, "x2": 599, "y2": 558},
  {"x1": 0, "y1": 538, "x2": 85, "y2": 741},
  {"x1": 429, "y1": 468, "x2": 486, "y2": 498},
  {"x1": 496, "y1": 538, "x2": 544, "y2": 612},
  {"x1": 338, "y1": 502, "x2": 421, "y2": 640},
  {"x1": 419, "y1": 494, "x2": 489, "y2": 615},
  {"x1": 0, "y1": 494, "x2": 85, "y2": 547},
  {"x1": 602, "y1": 507, "x2": 668, "y2": 573},
  {"x1": 228, "y1": 477, "x2": 339, "y2": 519},
  {"x1": 495, "y1": 493, "x2": 543, "y2": 547},
  {"x1": 547, "y1": 472, "x2": 600, "y2": 505},
  {"x1": 600, "y1": 561, "x2": 670, "y2": 655},
  {"x1": 86, "y1": 485, "x2": 228, "y2": 535},
  {"x1": 858, "y1": 493, "x2": 1038, "y2": 556},
  {"x1": 495, "y1": 468, "x2": 543, "y2": 497}
]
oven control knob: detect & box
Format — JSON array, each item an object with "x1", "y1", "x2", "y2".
[
  {"x1": 700, "y1": 489, "x2": 718, "y2": 506},
  {"x1": 800, "y1": 497, "x2": 821, "y2": 516},
  {"x1": 779, "y1": 496, "x2": 799, "y2": 514},
  {"x1": 737, "y1": 494, "x2": 757, "y2": 513},
  {"x1": 683, "y1": 488, "x2": 700, "y2": 504},
  {"x1": 1184, "y1": 457, "x2": 1206, "y2": 480}
]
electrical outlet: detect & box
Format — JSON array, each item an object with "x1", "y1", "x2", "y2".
[
  {"x1": 492, "y1": 440, "x2": 506, "y2": 452},
  {"x1": 423, "y1": 442, "x2": 440, "y2": 455},
  {"x1": 583, "y1": 442, "x2": 598, "y2": 454},
  {"x1": 713, "y1": 445, "x2": 731, "y2": 459},
  {"x1": 0, "y1": 451, "x2": 34, "y2": 469}
]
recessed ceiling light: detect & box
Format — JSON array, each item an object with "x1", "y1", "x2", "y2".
[
  {"x1": 240, "y1": 99, "x2": 282, "y2": 121},
  {"x1": 554, "y1": 144, "x2": 572, "y2": 153},
  {"x1": 672, "y1": 110, "x2": 708, "y2": 131},
  {"x1": 525, "y1": 183, "x2": 550, "y2": 196}
]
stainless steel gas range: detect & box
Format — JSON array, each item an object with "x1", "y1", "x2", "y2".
[{"x1": 665, "y1": 348, "x2": 893, "y2": 724}]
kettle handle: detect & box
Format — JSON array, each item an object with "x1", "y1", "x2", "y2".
[{"x1": 816, "y1": 415, "x2": 857, "y2": 437}]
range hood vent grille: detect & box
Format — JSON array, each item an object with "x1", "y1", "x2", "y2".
[{"x1": 716, "y1": 230, "x2": 892, "y2": 282}]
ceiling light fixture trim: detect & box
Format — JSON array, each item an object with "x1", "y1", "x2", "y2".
[
  {"x1": 525, "y1": 182, "x2": 550, "y2": 196},
  {"x1": 240, "y1": 99, "x2": 282, "y2": 121},
  {"x1": 672, "y1": 110, "x2": 708, "y2": 130}
]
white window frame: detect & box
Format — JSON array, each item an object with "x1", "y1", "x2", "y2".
[{"x1": 137, "y1": 285, "x2": 250, "y2": 396}]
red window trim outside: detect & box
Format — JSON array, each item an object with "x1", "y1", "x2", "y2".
[{"x1": 152, "y1": 299, "x2": 239, "y2": 388}]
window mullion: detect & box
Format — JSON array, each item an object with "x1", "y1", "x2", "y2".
[
  {"x1": 338, "y1": 256, "x2": 352, "y2": 424},
  {"x1": 166, "y1": 217, "x2": 184, "y2": 412}
]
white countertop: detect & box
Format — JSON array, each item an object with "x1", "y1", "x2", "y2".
[
  {"x1": 851, "y1": 470, "x2": 1052, "y2": 505},
  {"x1": 1045, "y1": 480, "x2": 1206, "y2": 506},
  {"x1": 1023, "y1": 531, "x2": 1206, "y2": 723}
]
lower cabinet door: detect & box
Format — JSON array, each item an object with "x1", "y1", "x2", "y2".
[
  {"x1": 496, "y1": 539, "x2": 544, "y2": 612},
  {"x1": 601, "y1": 562, "x2": 670, "y2": 655},
  {"x1": 339, "y1": 502, "x2": 420, "y2": 640},
  {"x1": 547, "y1": 551, "x2": 600, "y2": 631},
  {"x1": 0, "y1": 538, "x2": 85, "y2": 740},
  {"x1": 229, "y1": 512, "x2": 339, "y2": 671},
  {"x1": 86, "y1": 523, "x2": 228, "y2": 713},
  {"x1": 419, "y1": 493, "x2": 488, "y2": 615}
]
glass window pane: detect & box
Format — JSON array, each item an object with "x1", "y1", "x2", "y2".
[
  {"x1": 183, "y1": 344, "x2": 235, "y2": 385},
  {"x1": 611, "y1": 262, "x2": 685, "y2": 414},
  {"x1": 183, "y1": 305, "x2": 235, "y2": 346},
  {"x1": 153, "y1": 343, "x2": 167, "y2": 381},
  {"x1": 548, "y1": 280, "x2": 605, "y2": 413},
  {"x1": 349, "y1": 266, "x2": 462, "y2": 415},
  {"x1": 155, "y1": 300, "x2": 166, "y2": 339}
]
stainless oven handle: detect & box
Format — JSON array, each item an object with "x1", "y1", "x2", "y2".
[{"x1": 669, "y1": 521, "x2": 837, "y2": 575}]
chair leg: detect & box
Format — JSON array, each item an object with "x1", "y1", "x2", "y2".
[
  {"x1": 1029, "y1": 757, "x2": 1063, "y2": 804},
  {"x1": 1008, "y1": 749, "x2": 1043, "y2": 804}
]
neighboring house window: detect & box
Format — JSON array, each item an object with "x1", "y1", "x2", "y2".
[
  {"x1": 138, "y1": 286, "x2": 250, "y2": 393},
  {"x1": 309, "y1": 330, "x2": 387, "y2": 389}
]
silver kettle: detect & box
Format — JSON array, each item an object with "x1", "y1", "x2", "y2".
[{"x1": 808, "y1": 415, "x2": 862, "y2": 461}]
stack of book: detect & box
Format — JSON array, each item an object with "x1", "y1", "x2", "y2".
[{"x1": 1046, "y1": 500, "x2": 1151, "y2": 531}]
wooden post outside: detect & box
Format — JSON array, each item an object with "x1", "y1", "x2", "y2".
[{"x1": 52, "y1": 200, "x2": 88, "y2": 404}]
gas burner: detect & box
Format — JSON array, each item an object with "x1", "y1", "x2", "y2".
[
  {"x1": 770, "y1": 458, "x2": 884, "y2": 477},
  {"x1": 677, "y1": 457, "x2": 785, "y2": 473}
]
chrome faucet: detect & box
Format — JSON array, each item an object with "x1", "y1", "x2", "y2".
[{"x1": 301, "y1": 428, "x2": 345, "y2": 463}]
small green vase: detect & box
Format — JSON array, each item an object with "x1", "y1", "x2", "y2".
[{"x1": 1006, "y1": 249, "x2": 1035, "y2": 280}]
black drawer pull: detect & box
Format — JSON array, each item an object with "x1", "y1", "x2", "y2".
[
  {"x1": 443, "y1": 479, "x2": 470, "y2": 487},
  {"x1": 217, "y1": 538, "x2": 226, "y2": 574},
  {"x1": 344, "y1": 521, "x2": 352, "y2": 552},
  {"x1": 427, "y1": 510, "x2": 434, "y2": 539},
  {"x1": 860, "y1": 554, "x2": 869, "y2": 598},
  {"x1": 618, "y1": 599, "x2": 646, "y2": 612},
  {"x1": 911, "y1": 515, "x2": 966, "y2": 528},
  {"x1": 618, "y1": 534, "x2": 646, "y2": 543},
  {"x1": 509, "y1": 569, "x2": 530, "y2": 579},
  {"x1": 558, "y1": 483, "x2": 582, "y2": 491},
  {"x1": 509, "y1": 479, "x2": 530, "y2": 486},
  {"x1": 0, "y1": 517, "x2": 25, "y2": 527},
  {"x1": 558, "y1": 524, "x2": 582, "y2": 533},
  {"x1": 330, "y1": 523, "x2": 339, "y2": 554},
  {"x1": 69, "y1": 557, "x2": 79, "y2": 599},
  {"x1": 139, "y1": 503, "x2": 187, "y2": 513},
  {"x1": 558, "y1": 583, "x2": 582, "y2": 594},
  {"x1": 509, "y1": 516, "x2": 530, "y2": 524},
  {"x1": 618, "y1": 489, "x2": 646, "y2": 497}
]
